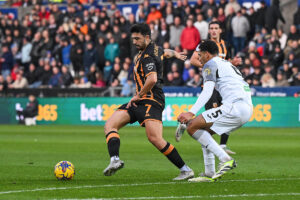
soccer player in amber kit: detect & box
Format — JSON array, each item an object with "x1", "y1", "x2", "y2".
[{"x1": 103, "y1": 23, "x2": 194, "y2": 180}]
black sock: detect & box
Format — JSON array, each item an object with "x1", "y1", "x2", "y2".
[
  {"x1": 220, "y1": 133, "x2": 229, "y2": 145},
  {"x1": 160, "y1": 142, "x2": 185, "y2": 169},
  {"x1": 106, "y1": 131, "x2": 120, "y2": 157}
]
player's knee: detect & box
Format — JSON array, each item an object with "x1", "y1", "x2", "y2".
[
  {"x1": 186, "y1": 123, "x2": 196, "y2": 135},
  {"x1": 104, "y1": 122, "x2": 115, "y2": 135},
  {"x1": 147, "y1": 134, "x2": 161, "y2": 145}
]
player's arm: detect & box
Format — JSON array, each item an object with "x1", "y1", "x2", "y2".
[
  {"x1": 190, "y1": 51, "x2": 203, "y2": 68},
  {"x1": 138, "y1": 72, "x2": 157, "y2": 97},
  {"x1": 164, "y1": 49, "x2": 187, "y2": 61},
  {"x1": 177, "y1": 81, "x2": 215, "y2": 123}
]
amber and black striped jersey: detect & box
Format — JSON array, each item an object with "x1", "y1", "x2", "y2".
[
  {"x1": 134, "y1": 42, "x2": 165, "y2": 108},
  {"x1": 196, "y1": 39, "x2": 231, "y2": 60}
]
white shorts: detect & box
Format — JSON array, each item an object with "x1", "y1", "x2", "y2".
[{"x1": 202, "y1": 100, "x2": 253, "y2": 135}]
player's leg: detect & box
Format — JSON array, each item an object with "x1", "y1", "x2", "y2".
[
  {"x1": 145, "y1": 120, "x2": 194, "y2": 180},
  {"x1": 186, "y1": 113, "x2": 235, "y2": 180},
  {"x1": 103, "y1": 109, "x2": 131, "y2": 176},
  {"x1": 220, "y1": 133, "x2": 236, "y2": 154}
]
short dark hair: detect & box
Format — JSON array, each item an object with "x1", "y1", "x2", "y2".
[
  {"x1": 209, "y1": 21, "x2": 221, "y2": 28},
  {"x1": 198, "y1": 40, "x2": 219, "y2": 55},
  {"x1": 130, "y1": 23, "x2": 151, "y2": 37}
]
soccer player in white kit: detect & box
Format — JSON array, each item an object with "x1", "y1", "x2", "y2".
[{"x1": 177, "y1": 40, "x2": 253, "y2": 182}]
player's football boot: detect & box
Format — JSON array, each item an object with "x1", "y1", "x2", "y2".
[
  {"x1": 222, "y1": 147, "x2": 236, "y2": 155},
  {"x1": 175, "y1": 123, "x2": 186, "y2": 142},
  {"x1": 188, "y1": 172, "x2": 216, "y2": 182},
  {"x1": 212, "y1": 159, "x2": 236, "y2": 180},
  {"x1": 173, "y1": 170, "x2": 194, "y2": 181},
  {"x1": 103, "y1": 160, "x2": 124, "y2": 176}
]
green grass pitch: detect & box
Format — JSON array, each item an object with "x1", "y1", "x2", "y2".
[{"x1": 0, "y1": 125, "x2": 300, "y2": 200}]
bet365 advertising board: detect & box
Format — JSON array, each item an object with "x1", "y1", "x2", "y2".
[{"x1": 0, "y1": 97, "x2": 299, "y2": 127}]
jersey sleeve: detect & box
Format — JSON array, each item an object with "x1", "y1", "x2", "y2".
[
  {"x1": 141, "y1": 56, "x2": 157, "y2": 77},
  {"x1": 202, "y1": 60, "x2": 218, "y2": 83}
]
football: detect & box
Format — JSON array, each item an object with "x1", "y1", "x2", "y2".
[{"x1": 54, "y1": 161, "x2": 75, "y2": 180}]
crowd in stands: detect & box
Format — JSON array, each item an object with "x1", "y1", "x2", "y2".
[{"x1": 1, "y1": 0, "x2": 300, "y2": 96}]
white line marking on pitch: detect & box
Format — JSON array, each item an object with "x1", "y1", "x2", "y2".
[
  {"x1": 61, "y1": 193, "x2": 300, "y2": 200},
  {"x1": 0, "y1": 177, "x2": 299, "y2": 195}
]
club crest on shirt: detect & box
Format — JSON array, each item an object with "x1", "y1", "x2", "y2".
[
  {"x1": 146, "y1": 63, "x2": 155, "y2": 71},
  {"x1": 204, "y1": 68, "x2": 211, "y2": 76}
]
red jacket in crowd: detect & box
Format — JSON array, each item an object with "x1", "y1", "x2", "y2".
[{"x1": 180, "y1": 26, "x2": 201, "y2": 51}]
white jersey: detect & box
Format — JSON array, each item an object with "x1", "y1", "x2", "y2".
[{"x1": 202, "y1": 56, "x2": 252, "y2": 106}]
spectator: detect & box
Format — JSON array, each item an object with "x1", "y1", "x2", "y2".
[
  {"x1": 83, "y1": 42, "x2": 97, "y2": 73},
  {"x1": 254, "y1": 1, "x2": 267, "y2": 32},
  {"x1": 118, "y1": 62, "x2": 130, "y2": 85},
  {"x1": 156, "y1": 22, "x2": 169, "y2": 47},
  {"x1": 48, "y1": 66, "x2": 62, "y2": 88},
  {"x1": 187, "y1": 74, "x2": 202, "y2": 87},
  {"x1": 194, "y1": 14, "x2": 208, "y2": 40},
  {"x1": 87, "y1": 64, "x2": 97, "y2": 84},
  {"x1": 270, "y1": 44, "x2": 284, "y2": 70},
  {"x1": 26, "y1": 64, "x2": 38, "y2": 87},
  {"x1": 169, "y1": 17, "x2": 185, "y2": 49},
  {"x1": 232, "y1": 10, "x2": 250, "y2": 54},
  {"x1": 119, "y1": 32, "x2": 131, "y2": 61},
  {"x1": 93, "y1": 72, "x2": 106, "y2": 88},
  {"x1": 288, "y1": 25, "x2": 300, "y2": 42},
  {"x1": 21, "y1": 37, "x2": 32, "y2": 70},
  {"x1": 202, "y1": 0, "x2": 218, "y2": 18},
  {"x1": 165, "y1": 72, "x2": 174, "y2": 86},
  {"x1": 61, "y1": 66, "x2": 73, "y2": 87},
  {"x1": 165, "y1": 6, "x2": 174, "y2": 25},
  {"x1": 62, "y1": 40, "x2": 72, "y2": 67},
  {"x1": 0, "y1": 75, "x2": 7, "y2": 92},
  {"x1": 136, "y1": 4, "x2": 146, "y2": 23},
  {"x1": 104, "y1": 37, "x2": 120, "y2": 64},
  {"x1": 41, "y1": 64, "x2": 52, "y2": 86},
  {"x1": 1, "y1": 45, "x2": 14, "y2": 79},
  {"x1": 182, "y1": 60, "x2": 193, "y2": 82},
  {"x1": 265, "y1": 0, "x2": 285, "y2": 32},
  {"x1": 275, "y1": 71, "x2": 289, "y2": 87},
  {"x1": 278, "y1": 28, "x2": 288, "y2": 49},
  {"x1": 289, "y1": 65, "x2": 299, "y2": 85},
  {"x1": 11, "y1": 73, "x2": 28, "y2": 88},
  {"x1": 149, "y1": 22, "x2": 158, "y2": 42},
  {"x1": 291, "y1": 72, "x2": 300, "y2": 86},
  {"x1": 294, "y1": 6, "x2": 300, "y2": 31},
  {"x1": 261, "y1": 72, "x2": 275, "y2": 87},
  {"x1": 281, "y1": 61, "x2": 293, "y2": 79},
  {"x1": 225, "y1": 0, "x2": 241, "y2": 17},
  {"x1": 180, "y1": 19, "x2": 200, "y2": 56},
  {"x1": 70, "y1": 37, "x2": 83, "y2": 75},
  {"x1": 146, "y1": 5, "x2": 162, "y2": 24}
]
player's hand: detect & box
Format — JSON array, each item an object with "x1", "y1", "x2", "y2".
[
  {"x1": 174, "y1": 51, "x2": 187, "y2": 61},
  {"x1": 177, "y1": 112, "x2": 195, "y2": 124},
  {"x1": 231, "y1": 56, "x2": 242, "y2": 66},
  {"x1": 126, "y1": 95, "x2": 140, "y2": 108}
]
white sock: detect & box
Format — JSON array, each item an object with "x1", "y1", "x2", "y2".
[
  {"x1": 180, "y1": 164, "x2": 191, "y2": 172},
  {"x1": 192, "y1": 130, "x2": 231, "y2": 163},
  {"x1": 202, "y1": 145, "x2": 215, "y2": 177},
  {"x1": 220, "y1": 144, "x2": 226, "y2": 148},
  {"x1": 110, "y1": 156, "x2": 119, "y2": 162}
]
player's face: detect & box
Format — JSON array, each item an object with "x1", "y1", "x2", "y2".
[
  {"x1": 131, "y1": 32, "x2": 147, "y2": 50},
  {"x1": 198, "y1": 51, "x2": 209, "y2": 66},
  {"x1": 209, "y1": 24, "x2": 221, "y2": 40}
]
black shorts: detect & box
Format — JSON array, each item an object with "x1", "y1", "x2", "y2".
[
  {"x1": 118, "y1": 99, "x2": 163, "y2": 127},
  {"x1": 205, "y1": 89, "x2": 222, "y2": 110}
]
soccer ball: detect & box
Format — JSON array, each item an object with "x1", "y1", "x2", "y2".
[{"x1": 54, "y1": 161, "x2": 75, "y2": 180}]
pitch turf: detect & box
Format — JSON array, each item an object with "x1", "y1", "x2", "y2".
[{"x1": 0, "y1": 125, "x2": 300, "y2": 200}]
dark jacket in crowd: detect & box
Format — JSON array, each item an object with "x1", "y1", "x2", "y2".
[
  {"x1": 1, "y1": 51, "x2": 14, "y2": 71},
  {"x1": 265, "y1": 0, "x2": 285, "y2": 32}
]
